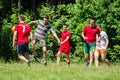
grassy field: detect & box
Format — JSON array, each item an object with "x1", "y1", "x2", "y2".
[{"x1": 0, "y1": 61, "x2": 120, "y2": 80}]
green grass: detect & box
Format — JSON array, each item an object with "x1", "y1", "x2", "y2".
[{"x1": 0, "y1": 61, "x2": 120, "y2": 80}]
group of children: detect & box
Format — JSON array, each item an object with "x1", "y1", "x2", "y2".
[
  {"x1": 12, "y1": 14, "x2": 71, "y2": 66},
  {"x1": 12, "y1": 14, "x2": 109, "y2": 67},
  {"x1": 81, "y1": 18, "x2": 110, "y2": 68}
]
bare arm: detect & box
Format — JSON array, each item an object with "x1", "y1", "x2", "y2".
[
  {"x1": 97, "y1": 34, "x2": 101, "y2": 42},
  {"x1": 30, "y1": 31, "x2": 33, "y2": 41},
  {"x1": 12, "y1": 31, "x2": 17, "y2": 48},
  {"x1": 105, "y1": 38, "x2": 109, "y2": 50},
  {"x1": 81, "y1": 31, "x2": 87, "y2": 40},
  {"x1": 61, "y1": 36, "x2": 70, "y2": 45},
  {"x1": 51, "y1": 29, "x2": 60, "y2": 43},
  {"x1": 28, "y1": 21, "x2": 37, "y2": 25},
  {"x1": 29, "y1": 31, "x2": 33, "y2": 47}
]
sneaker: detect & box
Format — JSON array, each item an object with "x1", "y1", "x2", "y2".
[
  {"x1": 67, "y1": 61, "x2": 70, "y2": 66},
  {"x1": 44, "y1": 62, "x2": 47, "y2": 66},
  {"x1": 84, "y1": 62, "x2": 88, "y2": 68},
  {"x1": 34, "y1": 56, "x2": 40, "y2": 62},
  {"x1": 27, "y1": 60, "x2": 31, "y2": 66}
]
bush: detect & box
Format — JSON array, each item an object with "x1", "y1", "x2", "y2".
[{"x1": 0, "y1": 0, "x2": 120, "y2": 63}]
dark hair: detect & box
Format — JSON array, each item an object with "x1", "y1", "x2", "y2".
[
  {"x1": 63, "y1": 24, "x2": 68, "y2": 27},
  {"x1": 44, "y1": 15, "x2": 49, "y2": 19},
  {"x1": 19, "y1": 14, "x2": 24, "y2": 21},
  {"x1": 90, "y1": 18, "x2": 96, "y2": 21}
]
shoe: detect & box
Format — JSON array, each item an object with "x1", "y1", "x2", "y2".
[
  {"x1": 27, "y1": 60, "x2": 31, "y2": 66},
  {"x1": 67, "y1": 61, "x2": 70, "y2": 66},
  {"x1": 84, "y1": 62, "x2": 88, "y2": 68},
  {"x1": 34, "y1": 56, "x2": 40, "y2": 62},
  {"x1": 44, "y1": 62, "x2": 47, "y2": 66}
]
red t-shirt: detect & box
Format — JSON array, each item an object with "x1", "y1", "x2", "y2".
[
  {"x1": 61, "y1": 30, "x2": 71, "y2": 47},
  {"x1": 58, "y1": 30, "x2": 71, "y2": 55},
  {"x1": 14, "y1": 22, "x2": 32, "y2": 44},
  {"x1": 83, "y1": 25, "x2": 100, "y2": 43}
]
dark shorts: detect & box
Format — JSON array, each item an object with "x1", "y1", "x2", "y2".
[
  {"x1": 84, "y1": 42, "x2": 96, "y2": 54},
  {"x1": 17, "y1": 42, "x2": 29, "y2": 54}
]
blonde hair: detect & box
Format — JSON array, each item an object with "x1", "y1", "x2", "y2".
[{"x1": 19, "y1": 14, "x2": 24, "y2": 21}]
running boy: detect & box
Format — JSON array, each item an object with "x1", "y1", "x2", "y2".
[{"x1": 56, "y1": 24, "x2": 71, "y2": 66}]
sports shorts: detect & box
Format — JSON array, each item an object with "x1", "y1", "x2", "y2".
[
  {"x1": 17, "y1": 42, "x2": 29, "y2": 54},
  {"x1": 33, "y1": 35, "x2": 46, "y2": 47},
  {"x1": 84, "y1": 42, "x2": 96, "y2": 54},
  {"x1": 95, "y1": 48, "x2": 106, "y2": 54},
  {"x1": 58, "y1": 46, "x2": 70, "y2": 56}
]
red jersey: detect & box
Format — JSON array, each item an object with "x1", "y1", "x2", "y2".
[
  {"x1": 83, "y1": 25, "x2": 100, "y2": 43},
  {"x1": 14, "y1": 22, "x2": 32, "y2": 44},
  {"x1": 58, "y1": 30, "x2": 71, "y2": 55},
  {"x1": 61, "y1": 30, "x2": 71, "y2": 47}
]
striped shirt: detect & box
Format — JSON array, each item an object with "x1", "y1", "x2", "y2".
[{"x1": 34, "y1": 19, "x2": 52, "y2": 39}]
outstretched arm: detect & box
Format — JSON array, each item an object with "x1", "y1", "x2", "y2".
[
  {"x1": 28, "y1": 21, "x2": 37, "y2": 25},
  {"x1": 30, "y1": 31, "x2": 33, "y2": 41},
  {"x1": 51, "y1": 29, "x2": 60, "y2": 44},
  {"x1": 30, "y1": 31, "x2": 33, "y2": 47}
]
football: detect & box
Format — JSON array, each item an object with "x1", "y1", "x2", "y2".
[{"x1": 11, "y1": 26, "x2": 15, "y2": 32}]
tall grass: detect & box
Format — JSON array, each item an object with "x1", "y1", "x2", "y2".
[{"x1": 0, "y1": 61, "x2": 119, "y2": 80}]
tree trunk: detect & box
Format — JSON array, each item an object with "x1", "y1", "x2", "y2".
[
  {"x1": 18, "y1": 0, "x2": 21, "y2": 11},
  {"x1": 11, "y1": 0, "x2": 13, "y2": 8},
  {"x1": 32, "y1": 0, "x2": 36, "y2": 19}
]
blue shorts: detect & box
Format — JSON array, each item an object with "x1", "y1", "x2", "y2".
[
  {"x1": 84, "y1": 42, "x2": 96, "y2": 54},
  {"x1": 17, "y1": 42, "x2": 29, "y2": 54}
]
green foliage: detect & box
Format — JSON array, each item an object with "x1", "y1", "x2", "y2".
[
  {"x1": 0, "y1": 0, "x2": 120, "y2": 63},
  {"x1": 108, "y1": 45, "x2": 120, "y2": 63},
  {"x1": 0, "y1": 7, "x2": 34, "y2": 61},
  {"x1": 0, "y1": 1, "x2": 3, "y2": 9}
]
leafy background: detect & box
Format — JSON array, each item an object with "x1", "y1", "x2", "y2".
[{"x1": 0, "y1": 0, "x2": 120, "y2": 63}]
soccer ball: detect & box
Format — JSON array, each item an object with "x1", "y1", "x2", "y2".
[{"x1": 11, "y1": 26, "x2": 15, "y2": 32}]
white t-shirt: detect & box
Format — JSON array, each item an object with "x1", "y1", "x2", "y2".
[{"x1": 96, "y1": 31, "x2": 108, "y2": 49}]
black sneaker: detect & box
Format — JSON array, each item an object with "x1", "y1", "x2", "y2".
[
  {"x1": 34, "y1": 56, "x2": 40, "y2": 62},
  {"x1": 44, "y1": 62, "x2": 47, "y2": 66}
]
